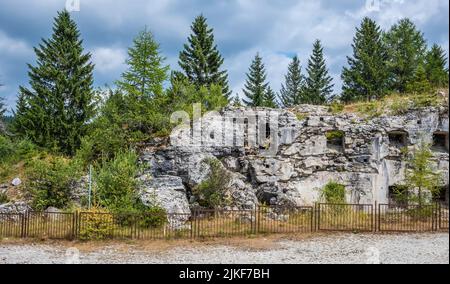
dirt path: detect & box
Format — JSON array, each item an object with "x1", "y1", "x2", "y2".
[{"x1": 0, "y1": 233, "x2": 448, "y2": 264}]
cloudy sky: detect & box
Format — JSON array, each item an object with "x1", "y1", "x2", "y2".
[{"x1": 0, "y1": 0, "x2": 448, "y2": 112}]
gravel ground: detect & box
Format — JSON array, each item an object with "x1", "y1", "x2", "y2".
[{"x1": 0, "y1": 233, "x2": 448, "y2": 264}]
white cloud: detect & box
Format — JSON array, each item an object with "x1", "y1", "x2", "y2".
[
  {"x1": 91, "y1": 47, "x2": 127, "y2": 73},
  {"x1": 0, "y1": 31, "x2": 32, "y2": 57}
]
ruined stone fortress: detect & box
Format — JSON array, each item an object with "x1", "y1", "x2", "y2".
[{"x1": 138, "y1": 104, "x2": 449, "y2": 216}]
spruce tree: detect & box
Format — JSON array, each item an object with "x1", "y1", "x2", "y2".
[
  {"x1": 341, "y1": 17, "x2": 389, "y2": 102},
  {"x1": 117, "y1": 28, "x2": 169, "y2": 99},
  {"x1": 13, "y1": 10, "x2": 94, "y2": 155},
  {"x1": 406, "y1": 64, "x2": 432, "y2": 94},
  {"x1": 263, "y1": 86, "x2": 278, "y2": 108},
  {"x1": 384, "y1": 18, "x2": 427, "y2": 93},
  {"x1": 231, "y1": 94, "x2": 242, "y2": 107},
  {"x1": 178, "y1": 15, "x2": 231, "y2": 98},
  {"x1": 425, "y1": 44, "x2": 449, "y2": 88},
  {"x1": 278, "y1": 56, "x2": 305, "y2": 107},
  {"x1": 242, "y1": 53, "x2": 269, "y2": 107},
  {"x1": 304, "y1": 40, "x2": 334, "y2": 105}
]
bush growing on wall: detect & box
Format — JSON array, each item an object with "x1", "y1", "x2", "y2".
[
  {"x1": 321, "y1": 181, "x2": 347, "y2": 204},
  {"x1": 193, "y1": 158, "x2": 231, "y2": 209}
]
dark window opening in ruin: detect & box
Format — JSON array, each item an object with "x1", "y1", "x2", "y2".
[
  {"x1": 320, "y1": 117, "x2": 324, "y2": 122},
  {"x1": 388, "y1": 130, "x2": 408, "y2": 148},
  {"x1": 210, "y1": 132, "x2": 215, "y2": 140},
  {"x1": 233, "y1": 118, "x2": 237, "y2": 147},
  {"x1": 388, "y1": 185, "x2": 409, "y2": 207},
  {"x1": 432, "y1": 186, "x2": 449, "y2": 205},
  {"x1": 244, "y1": 118, "x2": 249, "y2": 147},
  {"x1": 432, "y1": 132, "x2": 449, "y2": 153},
  {"x1": 265, "y1": 122, "x2": 271, "y2": 139},
  {"x1": 326, "y1": 130, "x2": 345, "y2": 152},
  {"x1": 417, "y1": 120, "x2": 422, "y2": 125}
]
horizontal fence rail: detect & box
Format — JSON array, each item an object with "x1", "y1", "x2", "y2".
[{"x1": 0, "y1": 203, "x2": 448, "y2": 240}]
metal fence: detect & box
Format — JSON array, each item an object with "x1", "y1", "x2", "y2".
[
  {"x1": 316, "y1": 203, "x2": 374, "y2": 232},
  {"x1": 0, "y1": 203, "x2": 448, "y2": 240}
]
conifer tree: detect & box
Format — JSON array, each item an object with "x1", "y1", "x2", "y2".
[
  {"x1": 231, "y1": 94, "x2": 242, "y2": 107},
  {"x1": 178, "y1": 15, "x2": 231, "y2": 98},
  {"x1": 304, "y1": 40, "x2": 334, "y2": 105},
  {"x1": 114, "y1": 29, "x2": 170, "y2": 138},
  {"x1": 0, "y1": 96, "x2": 5, "y2": 118},
  {"x1": 341, "y1": 17, "x2": 389, "y2": 102},
  {"x1": 406, "y1": 64, "x2": 432, "y2": 94},
  {"x1": 117, "y1": 28, "x2": 169, "y2": 99},
  {"x1": 242, "y1": 53, "x2": 269, "y2": 107},
  {"x1": 13, "y1": 10, "x2": 94, "y2": 155},
  {"x1": 384, "y1": 18, "x2": 427, "y2": 93},
  {"x1": 278, "y1": 56, "x2": 305, "y2": 107},
  {"x1": 425, "y1": 44, "x2": 449, "y2": 88},
  {"x1": 263, "y1": 86, "x2": 278, "y2": 108}
]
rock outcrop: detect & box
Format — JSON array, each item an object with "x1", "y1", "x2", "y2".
[{"x1": 140, "y1": 104, "x2": 449, "y2": 211}]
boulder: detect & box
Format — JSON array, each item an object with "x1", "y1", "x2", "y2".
[{"x1": 138, "y1": 175, "x2": 191, "y2": 227}]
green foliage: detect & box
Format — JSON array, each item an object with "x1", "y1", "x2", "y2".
[
  {"x1": 0, "y1": 192, "x2": 9, "y2": 204},
  {"x1": 242, "y1": 53, "x2": 270, "y2": 107},
  {"x1": 231, "y1": 94, "x2": 242, "y2": 107},
  {"x1": 0, "y1": 135, "x2": 15, "y2": 162},
  {"x1": 13, "y1": 10, "x2": 94, "y2": 156},
  {"x1": 321, "y1": 181, "x2": 346, "y2": 203},
  {"x1": 328, "y1": 101, "x2": 345, "y2": 114},
  {"x1": 263, "y1": 87, "x2": 278, "y2": 108},
  {"x1": 356, "y1": 101, "x2": 382, "y2": 118},
  {"x1": 94, "y1": 150, "x2": 141, "y2": 212},
  {"x1": 178, "y1": 15, "x2": 231, "y2": 98},
  {"x1": 384, "y1": 18, "x2": 427, "y2": 93},
  {"x1": 279, "y1": 56, "x2": 305, "y2": 107},
  {"x1": 341, "y1": 17, "x2": 389, "y2": 102},
  {"x1": 404, "y1": 141, "x2": 441, "y2": 205},
  {"x1": 78, "y1": 207, "x2": 114, "y2": 241},
  {"x1": 304, "y1": 40, "x2": 334, "y2": 105},
  {"x1": 116, "y1": 28, "x2": 169, "y2": 99},
  {"x1": 295, "y1": 112, "x2": 308, "y2": 121},
  {"x1": 425, "y1": 44, "x2": 449, "y2": 88},
  {"x1": 193, "y1": 158, "x2": 231, "y2": 209},
  {"x1": 406, "y1": 64, "x2": 432, "y2": 95},
  {"x1": 27, "y1": 155, "x2": 82, "y2": 211},
  {"x1": 410, "y1": 92, "x2": 441, "y2": 108},
  {"x1": 325, "y1": 130, "x2": 344, "y2": 140},
  {"x1": 0, "y1": 136, "x2": 39, "y2": 182}
]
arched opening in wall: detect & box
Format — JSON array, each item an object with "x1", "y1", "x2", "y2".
[
  {"x1": 388, "y1": 130, "x2": 408, "y2": 148},
  {"x1": 388, "y1": 185, "x2": 409, "y2": 207},
  {"x1": 326, "y1": 130, "x2": 345, "y2": 152},
  {"x1": 432, "y1": 185, "x2": 449, "y2": 205},
  {"x1": 431, "y1": 131, "x2": 449, "y2": 153}
]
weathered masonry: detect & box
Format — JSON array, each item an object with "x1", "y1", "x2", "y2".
[{"x1": 139, "y1": 104, "x2": 449, "y2": 216}]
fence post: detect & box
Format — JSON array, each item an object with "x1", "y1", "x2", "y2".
[
  {"x1": 316, "y1": 203, "x2": 320, "y2": 231},
  {"x1": 374, "y1": 201, "x2": 377, "y2": 232},
  {"x1": 20, "y1": 212, "x2": 25, "y2": 238}
]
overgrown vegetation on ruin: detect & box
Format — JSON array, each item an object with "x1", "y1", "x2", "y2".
[{"x1": 193, "y1": 159, "x2": 232, "y2": 209}]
